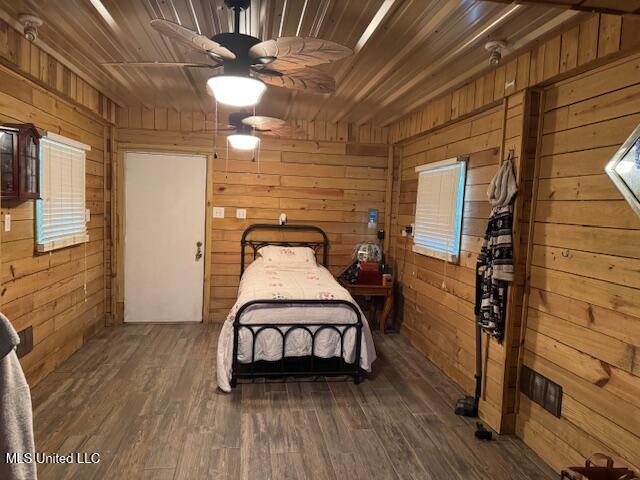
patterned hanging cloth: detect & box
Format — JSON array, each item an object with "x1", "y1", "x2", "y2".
[{"x1": 475, "y1": 152, "x2": 517, "y2": 341}]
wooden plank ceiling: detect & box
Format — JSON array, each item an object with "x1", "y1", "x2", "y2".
[
  {"x1": 0, "y1": 0, "x2": 582, "y2": 125},
  {"x1": 488, "y1": 0, "x2": 640, "y2": 15}
]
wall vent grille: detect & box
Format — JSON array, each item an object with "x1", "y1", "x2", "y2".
[
  {"x1": 520, "y1": 365, "x2": 562, "y2": 417},
  {"x1": 16, "y1": 326, "x2": 33, "y2": 358}
]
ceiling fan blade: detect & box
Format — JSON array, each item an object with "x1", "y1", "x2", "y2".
[
  {"x1": 250, "y1": 67, "x2": 282, "y2": 77},
  {"x1": 260, "y1": 126, "x2": 305, "y2": 138},
  {"x1": 150, "y1": 19, "x2": 235, "y2": 60},
  {"x1": 102, "y1": 61, "x2": 221, "y2": 69},
  {"x1": 242, "y1": 116, "x2": 305, "y2": 137},
  {"x1": 241, "y1": 116, "x2": 287, "y2": 130},
  {"x1": 249, "y1": 37, "x2": 352, "y2": 72},
  {"x1": 255, "y1": 67, "x2": 336, "y2": 93}
]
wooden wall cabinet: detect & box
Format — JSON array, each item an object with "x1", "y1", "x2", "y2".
[{"x1": 1, "y1": 123, "x2": 41, "y2": 201}]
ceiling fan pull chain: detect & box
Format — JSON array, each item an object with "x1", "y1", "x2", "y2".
[
  {"x1": 226, "y1": 137, "x2": 230, "y2": 178},
  {"x1": 253, "y1": 142, "x2": 261, "y2": 175},
  {"x1": 213, "y1": 100, "x2": 219, "y2": 159},
  {"x1": 254, "y1": 104, "x2": 260, "y2": 173}
]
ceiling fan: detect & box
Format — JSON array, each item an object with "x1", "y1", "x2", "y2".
[
  {"x1": 103, "y1": 0, "x2": 352, "y2": 106},
  {"x1": 218, "y1": 111, "x2": 304, "y2": 150}
]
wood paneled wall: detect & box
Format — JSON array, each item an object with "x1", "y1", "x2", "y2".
[
  {"x1": 0, "y1": 63, "x2": 111, "y2": 386},
  {"x1": 389, "y1": 89, "x2": 543, "y2": 434},
  {"x1": 502, "y1": 89, "x2": 543, "y2": 431},
  {"x1": 389, "y1": 13, "x2": 640, "y2": 144},
  {"x1": 389, "y1": 105, "x2": 508, "y2": 431},
  {"x1": 116, "y1": 106, "x2": 389, "y2": 144},
  {"x1": 0, "y1": 18, "x2": 117, "y2": 124},
  {"x1": 115, "y1": 124, "x2": 388, "y2": 323},
  {"x1": 386, "y1": 9, "x2": 640, "y2": 469},
  {"x1": 515, "y1": 52, "x2": 640, "y2": 473},
  {"x1": 389, "y1": 48, "x2": 640, "y2": 468}
]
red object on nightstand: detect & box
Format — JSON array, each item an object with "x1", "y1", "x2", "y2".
[{"x1": 357, "y1": 262, "x2": 382, "y2": 285}]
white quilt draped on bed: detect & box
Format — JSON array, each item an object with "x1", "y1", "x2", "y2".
[{"x1": 216, "y1": 257, "x2": 377, "y2": 392}]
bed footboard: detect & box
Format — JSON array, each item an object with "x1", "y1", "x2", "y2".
[{"x1": 230, "y1": 299, "x2": 363, "y2": 387}]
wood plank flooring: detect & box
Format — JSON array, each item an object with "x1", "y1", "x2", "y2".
[{"x1": 31, "y1": 324, "x2": 556, "y2": 479}]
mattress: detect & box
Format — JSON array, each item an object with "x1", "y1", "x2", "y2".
[{"x1": 216, "y1": 256, "x2": 377, "y2": 392}]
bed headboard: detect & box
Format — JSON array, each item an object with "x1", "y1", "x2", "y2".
[{"x1": 240, "y1": 223, "x2": 329, "y2": 276}]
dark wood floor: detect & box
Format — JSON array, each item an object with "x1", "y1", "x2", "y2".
[{"x1": 31, "y1": 324, "x2": 556, "y2": 480}]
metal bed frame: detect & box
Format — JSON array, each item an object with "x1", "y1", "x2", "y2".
[{"x1": 230, "y1": 223, "x2": 363, "y2": 387}]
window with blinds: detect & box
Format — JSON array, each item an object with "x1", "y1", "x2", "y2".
[
  {"x1": 413, "y1": 157, "x2": 467, "y2": 263},
  {"x1": 36, "y1": 133, "x2": 90, "y2": 252}
]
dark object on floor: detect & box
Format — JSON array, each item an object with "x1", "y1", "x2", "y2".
[
  {"x1": 455, "y1": 320, "x2": 482, "y2": 418},
  {"x1": 474, "y1": 423, "x2": 493, "y2": 441},
  {"x1": 455, "y1": 395, "x2": 478, "y2": 417},
  {"x1": 561, "y1": 453, "x2": 637, "y2": 479}
]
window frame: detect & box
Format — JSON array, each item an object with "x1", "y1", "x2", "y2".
[
  {"x1": 412, "y1": 156, "x2": 468, "y2": 264},
  {"x1": 35, "y1": 132, "x2": 91, "y2": 253}
]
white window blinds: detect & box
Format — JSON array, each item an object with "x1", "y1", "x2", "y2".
[
  {"x1": 36, "y1": 133, "x2": 90, "y2": 252},
  {"x1": 413, "y1": 157, "x2": 467, "y2": 263}
]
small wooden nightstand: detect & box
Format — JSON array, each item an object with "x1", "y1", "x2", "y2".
[{"x1": 338, "y1": 279, "x2": 394, "y2": 334}]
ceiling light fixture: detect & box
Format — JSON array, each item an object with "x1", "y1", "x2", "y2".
[
  {"x1": 485, "y1": 40, "x2": 508, "y2": 65},
  {"x1": 228, "y1": 133, "x2": 260, "y2": 150},
  {"x1": 207, "y1": 75, "x2": 266, "y2": 107},
  {"x1": 18, "y1": 14, "x2": 43, "y2": 42}
]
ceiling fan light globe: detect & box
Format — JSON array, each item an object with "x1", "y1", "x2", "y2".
[
  {"x1": 228, "y1": 134, "x2": 260, "y2": 150},
  {"x1": 207, "y1": 76, "x2": 266, "y2": 107}
]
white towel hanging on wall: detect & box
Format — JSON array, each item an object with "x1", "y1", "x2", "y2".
[{"x1": 487, "y1": 150, "x2": 518, "y2": 208}]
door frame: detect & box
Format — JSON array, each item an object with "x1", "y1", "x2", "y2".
[{"x1": 113, "y1": 146, "x2": 213, "y2": 324}]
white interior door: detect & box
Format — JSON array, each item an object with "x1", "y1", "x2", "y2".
[{"x1": 124, "y1": 151, "x2": 207, "y2": 323}]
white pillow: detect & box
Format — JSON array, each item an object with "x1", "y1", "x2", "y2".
[{"x1": 257, "y1": 245, "x2": 317, "y2": 266}]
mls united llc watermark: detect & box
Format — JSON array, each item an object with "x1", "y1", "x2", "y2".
[{"x1": 5, "y1": 452, "x2": 100, "y2": 464}]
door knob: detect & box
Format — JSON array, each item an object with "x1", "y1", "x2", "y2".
[{"x1": 195, "y1": 241, "x2": 203, "y2": 261}]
